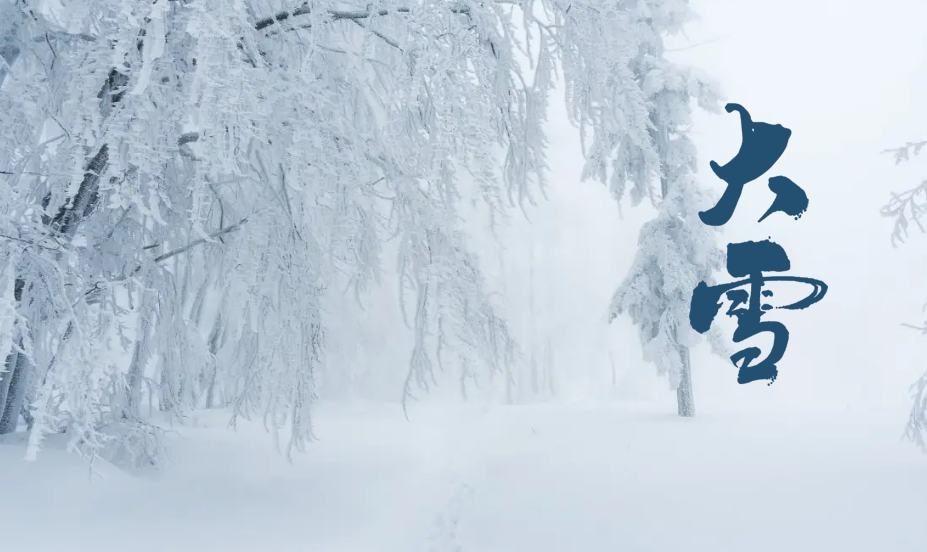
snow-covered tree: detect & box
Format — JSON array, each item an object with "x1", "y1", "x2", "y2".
[
  {"x1": 610, "y1": 174, "x2": 726, "y2": 417},
  {"x1": 1, "y1": 0, "x2": 729, "y2": 464},
  {"x1": 592, "y1": 12, "x2": 728, "y2": 417},
  {"x1": 2, "y1": 0, "x2": 541, "y2": 463},
  {"x1": 880, "y1": 139, "x2": 927, "y2": 450}
]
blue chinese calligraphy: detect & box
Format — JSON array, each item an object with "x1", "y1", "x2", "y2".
[
  {"x1": 699, "y1": 104, "x2": 794, "y2": 226},
  {"x1": 690, "y1": 240, "x2": 827, "y2": 384},
  {"x1": 689, "y1": 103, "x2": 827, "y2": 385},
  {"x1": 758, "y1": 176, "x2": 809, "y2": 223}
]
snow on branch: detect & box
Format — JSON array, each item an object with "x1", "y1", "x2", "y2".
[
  {"x1": 883, "y1": 138, "x2": 927, "y2": 451},
  {"x1": 0, "y1": 0, "x2": 727, "y2": 462},
  {"x1": 254, "y1": 2, "x2": 473, "y2": 32}
]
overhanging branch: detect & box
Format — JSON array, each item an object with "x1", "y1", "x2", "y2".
[
  {"x1": 255, "y1": 4, "x2": 471, "y2": 32},
  {"x1": 83, "y1": 217, "x2": 248, "y2": 301},
  {"x1": 151, "y1": 217, "x2": 247, "y2": 263}
]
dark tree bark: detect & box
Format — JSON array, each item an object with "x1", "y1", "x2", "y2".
[
  {"x1": 0, "y1": 343, "x2": 31, "y2": 433},
  {"x1": 0, "y1": 59, "x2": 124, "y2": 434}
]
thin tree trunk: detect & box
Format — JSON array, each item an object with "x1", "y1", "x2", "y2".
[
  {"x1": 0, "y1": 273, "x2": 28, "y2": 435},
  {"x1": 0, "y1": 69, "x2": 120, "y2": 430},
  {"x1": 159, "y1": 366, "x2": 175, "y2": 413},
  {"x1": 0, "y1": 350, "x2": 17, "y2": 426},
  {"x1": 125, "y1": 309, "x2": 153, "y2": 420},
  {"x1": 529, "y1": 245, "x2": 539, "y2": 395},
  {"x1": 204, "y1": 311, "x2": 223, "y2": 409},
  {"x1": 659, "y1": 169, "x2": 696, "y2": 418},
  {"x1": 201, "y1": 286, "x2": 229, "y2": 409},
  {"x1": 505, "y1": 367, "x2": 513, "y2": 404},
  {"x1": 609, "y1": 347, "x2": 617, "y2": 387},
  {"x1": 0, "y1": 338, "x2": 30, "y2": 433},
  {"x1": 676, "y1": 343, "x2": 694, "y2": 418},
  {"x1": 496, "y1": 248, "x2": 514, "y2": 405},
  {"x1": 544, "y1": 337, "x2": 554, "y2": 396}
]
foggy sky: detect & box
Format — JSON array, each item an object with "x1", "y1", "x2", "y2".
[{"x1": 508, "y1": 0, "x2": 927, "y2": 412}]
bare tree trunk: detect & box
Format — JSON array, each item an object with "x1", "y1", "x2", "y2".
[
  {"x1": 496, "y1": 248, "x2": 514, "y2": 405},
  {"x1": 0, "y1": 350, "x2": 17, "y2": 427},
  {"x1": 544, "y1": 337, "x2": 554, "y2": 397},
  {"x1": 204, "y1": 310, "x2": 224, "y2": 409},
  {"x1": 159, "y1": 367, "x2": 175, "y2": 413},
  {"x1": 609, "y1": 347, "x2": 617, "y2": 387},
  {"x1": 0, "y1": 68, "x2": 118, "y2": 431},
  {"x1": 676, "y1": 343, "x2": 694, "y2": 418},
  {"x1": 657, "y1": 170, "x2": 696, "y2": 418},
  {"x1": 189, "y1": 270, "x2": 211, "y2": 325},
  {"x1": 0, "y1": 273, "x2": 29, "y2": 435},
  {"x1": 529, "y1": 245, "x2": 539, "y2": 396},
  {"x1": 125, "y1": 310, "x2": 153, "y2": 420},
  {"x1": 0, "y1": 339, "x2": 30, "y2": 433},
  {"x1": 504, "y1": 367, "x2": 513, "y2": 404}
]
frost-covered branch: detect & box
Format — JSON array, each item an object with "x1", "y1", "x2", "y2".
[
  {"x1": 83, "y1": 217, "x2": 248, "y2": 302},
  {"x1": 881, "y1": 180, "x2": 927, "y2": 247},
  {"x1": 882, "y1": 138, "x2": 927, "y2": 450},
  {"x1": 254, "y1": 3, "x2": 473, "y2": 32},
  {"x1": 0, "y1": 0, "x2": 729, "y2": 463},
  {"x1": 151, "y1": 217, "x2": 247, "y2": 263}
]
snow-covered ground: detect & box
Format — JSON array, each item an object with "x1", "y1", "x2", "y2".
[{"x1": 2, "y1": 402, "x2": 925, "y2": 552}]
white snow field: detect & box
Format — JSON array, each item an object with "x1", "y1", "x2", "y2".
[{"x1": 2, "y1": 401, "x2": 926, "y2": 552}]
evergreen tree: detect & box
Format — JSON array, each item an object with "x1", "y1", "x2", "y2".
[
  {"x1": 610, "y1": 173, "x2": 727, "y2": 417},
  {"x1": 596, "y1": 14, "x2": 728, "y2": 417}
]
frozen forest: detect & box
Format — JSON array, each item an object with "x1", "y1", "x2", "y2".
[
  {"x1": 2, "y1": 1, "x2": 927, "y2": 551},
  {"x1": 0, "y1": 0, "x2": 722, "y2": 464}
]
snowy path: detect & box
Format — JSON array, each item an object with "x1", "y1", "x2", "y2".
[{"x1": 2, "y1": 403, "x2": 926, "y2": 551}]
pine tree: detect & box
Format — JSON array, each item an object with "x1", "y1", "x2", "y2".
[
  {"x1": 590, "y1": 6, "x2": 729, "y2": 417},
  {"x1": 610, "y1": 173, "x2": 727, "y2": 417}
]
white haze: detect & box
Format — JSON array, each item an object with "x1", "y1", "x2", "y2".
[
  {"x1": 3, "y1": 3, "x2": 927, "y2": 551},
  {"x1": 452, "y1": 0, "x2": 927, "y2": 414}
]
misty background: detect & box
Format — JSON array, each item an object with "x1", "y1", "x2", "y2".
[
  {"x1": 5, "y1": 3, "x2": 927, "y2": 550},
  {"x1": 348, "y1": 0, "x2": 927, "y2": 413},
  {"x1": 654, "y1": 0, "x2": 927, "y2": 410}
]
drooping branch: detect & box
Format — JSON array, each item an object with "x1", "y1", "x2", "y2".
[
  {"x1": 881, "y1": 180, "x2": 927, "y2": 247},
  {"x1": 881, "y1": 138, "x2": 927, "y2": 247},
  {"x1": 152, "y1": 217, "x2": 248, "y2": 263},
  {"x1": 882, "y1": 140, "x2": 927, "y2": 165},
  {"x1": 254, "y1": 3, "x2": 472, "y2": 32},
  {"x1": 83, "y1": 218, "x2": 248, "y2": 301}
]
